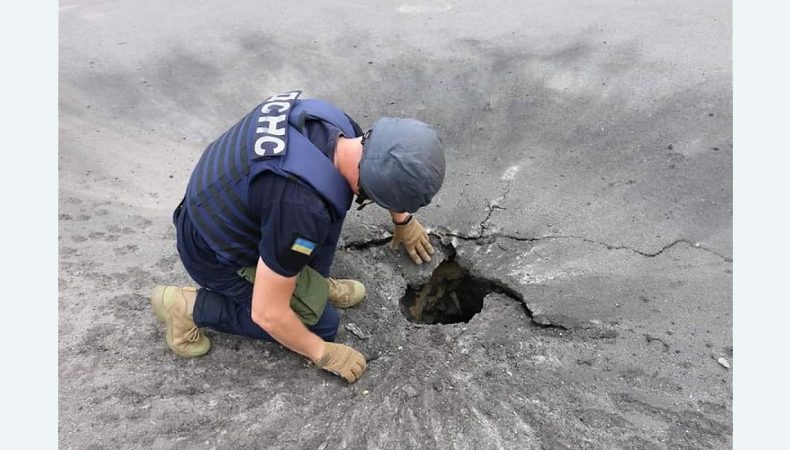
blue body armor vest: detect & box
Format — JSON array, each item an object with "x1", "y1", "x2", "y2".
[{"x1": 184, "y1": 91, "x2": 361, "y2": 265}]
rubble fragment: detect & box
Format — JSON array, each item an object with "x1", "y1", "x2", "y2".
[
  {"x1": 402, "y1": 385, "x2": 419, "y2": 398},
  {"x1": 344, "y1": 323, "x2": 370, "y2": 340}
]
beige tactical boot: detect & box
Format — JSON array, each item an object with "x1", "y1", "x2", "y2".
[
  {"x1": 150, "y1": 285, "x2": 211, "y2": 358},
  {"x1": 326, "y1": 278, "x2": 366, "y2": 309}
]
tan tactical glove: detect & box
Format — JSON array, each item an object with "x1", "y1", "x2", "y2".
[
  {"x1": 390, "y1": 215, "x2": 434, "y2": 265},
  {"x1": 313, "y1": 342, "x2": 367, "y2": 383}
]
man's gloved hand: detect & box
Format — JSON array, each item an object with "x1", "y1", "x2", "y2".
[
  {"x1": 390, "y1": 215, "x2": 434, "y2": 265},
  {"x1": 313, "y1": 342, "x2": 367, "y2": 383}
]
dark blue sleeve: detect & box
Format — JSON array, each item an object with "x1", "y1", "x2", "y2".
[
  {"x1": 307, "y1": 219, "x2": 343, "y2": 277},
  {"x1": 251, "y1": 176, "x2": 334, "y2": 278}
]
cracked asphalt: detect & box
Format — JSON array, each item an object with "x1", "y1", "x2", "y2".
[{"x1": 59, "y1": 0, "x2": 732, "y2": 448}]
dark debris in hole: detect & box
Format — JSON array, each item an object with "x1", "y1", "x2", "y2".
[{"x1": 400, "y1": 260, "x2": 505, "y2": 324}]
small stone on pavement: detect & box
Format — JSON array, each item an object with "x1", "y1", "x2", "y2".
[
  {"x1": 402, "y1": 385, "x2": 419, "y2": 398},
  {"x1": 345, "y1": 323, "x2": 370, "y2": 340}
]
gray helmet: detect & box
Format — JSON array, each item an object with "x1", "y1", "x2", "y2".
[{"x1": 358, "y1": 117, "x2": 445, "y2": 213}]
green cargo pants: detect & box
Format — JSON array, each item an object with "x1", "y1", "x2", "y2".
[{"x1": 236, "y1": 265, "x2": 328, "y2": 326}]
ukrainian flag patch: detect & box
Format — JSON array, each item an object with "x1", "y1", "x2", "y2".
[{"x1": 291, "y1": 237, "x2": 316, "y2": 256}]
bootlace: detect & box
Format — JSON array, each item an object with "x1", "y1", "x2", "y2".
[{"x1": 186, "y1": 326, "x2": 202, "y2": 343}]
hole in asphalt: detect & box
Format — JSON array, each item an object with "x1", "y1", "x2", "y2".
[{"x1": 400, "y1": 260, "x2": 497, "y2": 324}]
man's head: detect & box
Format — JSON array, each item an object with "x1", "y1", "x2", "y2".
[{"x1": 358, "y1": 118, "x2": 445, "y2": 213}]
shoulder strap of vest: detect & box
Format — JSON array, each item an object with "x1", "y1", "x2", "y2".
[
  {"x1": 246, "y1": 96, "x2": 356, "y2": 219},
  {"x1": 277, "y1": 126, "x2": 353, "y2": 219},
  {"x1": 289, "y1": 99, "x2": 360, "y2": 138}
]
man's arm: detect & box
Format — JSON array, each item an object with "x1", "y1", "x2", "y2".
[
  {"x1": 250, "y1": 257, "x2": 324, "y2": 361},
  {"x1": 249, "y1": 257, "x2": 367, "y2": 383}
]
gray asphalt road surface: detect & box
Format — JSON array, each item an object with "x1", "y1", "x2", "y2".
[{"x1": 59, "y1": 1, "x2": 732, "y2": 448}]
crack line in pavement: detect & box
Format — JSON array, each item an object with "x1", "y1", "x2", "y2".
[
  {"x1": 420, "y1": 179, "x2": 731, "y2": 262},
  {"x1": 586, "y1": 238, "x2": 732, "y2": 262},
  {"x1": 430, "y1": 229, "x2": 731, "y2": 263},
  {"x1": 478, "y1": 183, "x2": 513, "y2": 234},
  {"x1": 342, "y1": 235, "x2": 392, "y2": 250},
  {"x1": 340, "y1": 227, "x2": 731, "y2": 262},
  {"x1": 340, "y1": 226, "x2": 731, "y2": 262}
]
